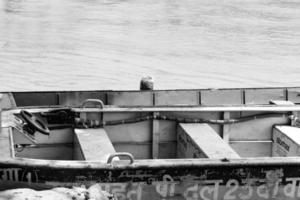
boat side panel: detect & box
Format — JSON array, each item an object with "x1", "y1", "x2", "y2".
[
  {"x1": 245, "y1": 89, "x2": 286, "y2": 105},
  {"x1": 230, "y1": 141, "x2": 272, "y2": 157},
  {"x1": 154, "y1": 91, "x2": 199, "y2": 106},
  {"x1": 1, "y1": 162, "x2": 300, "y2": 200},
  {"x1": 8, "y1": 87, "x2": 300, "y2": 108},
  {"x1": 58, "y1": 91, "x2": 106, "y2": 107},
  {"x1": 103, "y1": 112, "x2": 152, "y2": 159},
  {"x1": 287, "y1": 88, "x2": 300, "y2": 104},
  {"x1": 201, "y1": 89, "x2": 243, "y2": 105},
  {"x1": 228, "y1": 115, "x2": 289, "y2": 140},
  {"x1": 107, "y1": 91, "x2": 153, "y2": 106},
  {"x1": 13, "y1": 92, "x2": 58, "y2": 107},
  {"x1": 162, "y1": 111, "x2": 222, "y2": 135}
]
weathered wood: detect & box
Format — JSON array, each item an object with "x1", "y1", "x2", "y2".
[
  {"x1": 74, "y1": 128, "x2": 116, "y2": 161},
  {"x1": 177, "y1": 123, "x2": 240, "y2": 159}
]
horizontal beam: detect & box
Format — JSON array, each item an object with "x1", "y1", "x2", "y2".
[
  {"x1": 3, "y1": 156, "x2": 300, "y2": 169},
  {"x1": 5, "y1": 105, "x2": 300, "y2": 115},
  {"x1": 73, "y1": 105, "x2": 300, "y2": 113}
]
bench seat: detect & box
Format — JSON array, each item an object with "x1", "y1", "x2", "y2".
[
  {"x1": 177, "y1": 123, "x2": 240, "y2": 159},
  {"x1": 74, "y1": 128, "x2": 116, "y2": 161}
]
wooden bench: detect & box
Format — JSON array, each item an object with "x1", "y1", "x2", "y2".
[
  {"x1": 74, "y1": 128, "x2": 116, "y2": 161},
  {"x1": 177, "y1": 123, "x2": 240, "y2": 159},
  {"x1": 272, "y1": 125, "x2": 300, "y2": 157}
]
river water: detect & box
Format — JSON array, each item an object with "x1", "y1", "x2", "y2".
[{"x1": 0, "y1": 0, "x2": 299, "y2": 91}]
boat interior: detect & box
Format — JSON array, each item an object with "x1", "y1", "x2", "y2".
[{"x1": 1, "y1": 88, "x2": 300, "y2": 162}]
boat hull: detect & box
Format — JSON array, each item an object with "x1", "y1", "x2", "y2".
[{"x1": 1, "y1": 159, "x2": 300, "y2": 200}]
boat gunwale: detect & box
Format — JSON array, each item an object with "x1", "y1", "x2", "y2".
[
  {"x1": 2, "y1": 157, "x2": 300, "y2": 169},
  {"x1": 3, "y1": 105, "x2": 300, "y2": 114},
  {"x1": 4, "y1": 86, "x2": 300, "y2": 93}
]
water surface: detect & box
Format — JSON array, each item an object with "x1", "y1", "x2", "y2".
[{"x1": 0, "y1": 0, "x2": 300, "y2": 91}]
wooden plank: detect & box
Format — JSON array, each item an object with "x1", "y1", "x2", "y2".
[
  {"x1": 177, "y1": 123, "x2": 240, "y2": 159},
  {"x1": 59, "y1": 91, "x2": 106, "y2": 107},
  {"x1": 245, "y1": 89, "x2": 285, "y2": 104},
  {"x1": 107, "y1": 91, "x2": 153, "y2": 106},
  {"x1": 230, "y1": 141, "x2": 272, "y2": 157},
  {"x1": 201, "y1": 90, "x2": 242, "y2": 105},
  {"x1": 74, "y1": 128, "x2": 116, "y2": 161},
  {"x1": 154, "y1": 91, "x2": 199, "y2": 106}
]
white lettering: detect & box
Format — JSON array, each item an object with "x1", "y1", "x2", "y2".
[
  {"x1": 199, "y1": 180, "x2": 222, "y2": 200},
  {"x1": 183, "y1": 184, "x2": 198, "y2": 200},
  {"x1": 284, "y1": 178, "x2": 300, "y2": 198},
  {"x1": 224, "y1": 179, "x2": 239, "y2": 200},
  {"x1": 257, "y1": 184, "x2": 269, "y2": 199},
  {"x1": 0, "y1": 168, "x2": 21, "y2": 182}
]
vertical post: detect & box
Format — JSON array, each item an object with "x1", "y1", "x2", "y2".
[
  {"x1": 152, "y1": 112, "x2": 160, "y2": 159},
  {"x1": 222, "y1": 112, "x2": 230, "y2": 143},
  {"x1": 292, "y1": 111, "x2": 299, "y2": 127}
]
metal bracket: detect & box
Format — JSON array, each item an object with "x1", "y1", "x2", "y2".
[{"x1": 107, "y1": 152, "x2": 134, "y2": 165}]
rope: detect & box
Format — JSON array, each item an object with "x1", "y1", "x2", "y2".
[{"x1": 75, "y1": 112, "x2": 289, "y2": 128}]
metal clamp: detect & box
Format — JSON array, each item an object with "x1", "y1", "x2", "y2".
[
  {"x1": 82, "y1": 99, "x2": 104, "y2": 109},
  {"x1": 107, "y1": 152, "x2": 134, "y2": 165}
]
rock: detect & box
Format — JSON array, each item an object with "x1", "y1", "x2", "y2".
[
  {"x1": 0, "y1": 185, "x2": 114, "y2": 200},
  {"x1": 140, "y1": 76, "x2": 154, "y2": 90}
]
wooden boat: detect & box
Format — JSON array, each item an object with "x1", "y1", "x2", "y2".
[{"x1": 2, "y1": 87, "x2": 300, "y2": 199}]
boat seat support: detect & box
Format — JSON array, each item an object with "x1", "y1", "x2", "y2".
[
  {"x1": 177, "y1": 123, "x2": 240, "y2": 159},
  {"x1": 74, "y1": 128, "x2": 116, "y2": 161}
]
